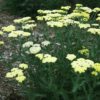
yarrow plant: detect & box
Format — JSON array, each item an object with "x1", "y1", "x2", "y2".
[{"x1": 0, "y1": 4, "x2": 100, "y2": 100}]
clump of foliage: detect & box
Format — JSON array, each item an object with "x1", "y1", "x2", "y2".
[
  {"x1": 1, "y1": 0, "x2": 66, "y2": 16},
  {"x1": 0, "y1": 4, "x2": 100, "y2": 100}
]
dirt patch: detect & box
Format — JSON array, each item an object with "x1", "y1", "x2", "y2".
[{"x1": 0, "y1": 12, "x2": 23, "y2": 100}]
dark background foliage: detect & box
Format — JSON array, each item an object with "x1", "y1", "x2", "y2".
[{"x1": 0, "y1": 0, "x2": 100, "y2": 16}]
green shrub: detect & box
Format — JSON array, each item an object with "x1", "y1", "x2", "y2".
[
  {"x1": 1, "y1": 0, "x2": 100, "y2": 16},
  {"x1": 2, "y1": 0, "x2": 66, "y2": 16},
  {"x1": 0, "y1": 4, "x2": 100, "y2": 100},
  {"x1": 80, "y1": 0, "x2": 100, "y2": 8}
]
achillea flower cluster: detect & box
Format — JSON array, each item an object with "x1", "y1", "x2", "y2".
[
  {"x1": 35, "y1": 53, "x2": 57, "y2": 63},
  {"x1": 8, "y1": 30, "x2": 31, "y2": 38},
  {"x1": 71, "y1": 58, "x2": 94, "y2": 73},
  {"x1": 0, "y1": 41, "x2": 4, "y2": 46},
  {"x1": 2, "y1": 25, "x2": 16, "y2": 32},
  {"x1": 88, "y1": 28, "x2": 100, "y2": 35},
  {"x1": 66, "y1": 54, "x2": 76, "y2": 61},
  {"x1": 22, "y1": 41, "x2": 34, "y2": 48},
  {"x1": 30, "y1": 44, "x2": 41, "y2": 54},
  {"x1": 6, "y1": 63, "x2": 28, "y2": 83}
]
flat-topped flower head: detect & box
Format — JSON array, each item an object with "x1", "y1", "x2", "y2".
[
  {"x1": 0, "y1": 31, "x2": 3, "y2": 35},
  {"x1": 88, "y1": 28, "x2": 100, "y2": 35},
  {"x1": 71, "y1": 58, "x2": 94, "y2": 73},
  {"x1": 2, "y1": 25, "x2": 16, "y2": 32},
  {"x1": 22, "y1": 32, "x2": 31, "y2": 37},
  {"x1": 35, "y1": 53, "x2": 44, "y2": 60},
  {"x1": 8, "y1": 30, "x2": 31, "y2": 38},
  {"x1": 36, "y1": 53, "x2": 57, "y2": 63},
  {"x1": 30, "y1": 44, "x2": 41, "y2": 54},
  {"x1": 22, "y1": 24, "x2": 37, "y2": 30},
  {"x1": 93, "y1": 7, "x2": 100, "y2": 12},
  {"x1": 41, "y1": 40, "x2": 51, "y2": 46},
  {"x1": 6, "y1": 72, "x2": 15, "y2": 78},
  {"x1": 0, "y1": 41, "x2": 4, "y2": 46},
  {"x1": 92, "y1": 63, "x2": 100, "y2": 72},
  {"x1": 66, "y1": 54, "x2": 76, "y2": 61},
  {"x1": 15, "y1": 75, "x2": 26, "y2": 83},
  {"x1": 14, "y1": 17, "x2": 31, "y2": 24},
  {"x1": 76, "y1": 4, "x2": 83, "y2": 7},
  {"x1": 19, "y1": 63, "x2": 28, "y2": 69},
  {"x1": 22, "y1": 41, "x2": 33, "y2": 48},
  {"x1": 91, "y1": 71, "x2": 98, "y2": 76},
  {"x1": 61, "y1": 6, "x2": 71, "y2": 10},
  {"x1": 78, "y1": 23, "x2": 90, "y2": 29},
  {"x1": 42, "y1": 55, "x2": 57, "y2": 63}
]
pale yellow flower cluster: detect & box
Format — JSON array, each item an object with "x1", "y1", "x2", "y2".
[
  {"x1": 6, "y1": 63, "x2": 28, "y2": 83},
  {"x1": 66, "y1": 54, "x2": 76, "y2": 61},
  {"x1": 22, "y1": 24, "x2": 37, "y2": 30},
  {"x1": 78, "y1": 48, "x2": 89, "y2": 56},
  {"x1": 0, "y1": 41, "x2": 4, "y2": 46},
  {"x1": 93, "y1": 7, "x2": 100, "y2": 12},
  {"x1": 14, "y1": 17, "x2": 31, "y2": 24},
  {"x1": 2, "y1": 25, "x2": 16, "y2": 32},
  {"x1": 0, "y1": 31, "x2": 3, "y2": 35},
  {"x1": 96, "y1": 17, "x2": 100, "y2": 21},
  {"x1": 87, "y1": 28, "x2": 100, "y2": 35},
  {"x1": 29, "y1": 44, "x2": 41, "y2": 54},
  {"x1": 13, "y1": 17, "x2": 37, "y2": 30},
  {"x1": 22, "y1": 41, "x2": 34, "y2": 48},
  {"x1": 37, "y1": 9, "x2": 66, "y2": 14},
  {"x1": 61, "y1": 6, "x2": 71, "y2": 11},
  {"x1": 8, "y1": 30, "x2": 31, "y2": 38},
  {"x1": 37, "y1": 4, "x2": 96, "y2": 28},
  {"x1": 71, "y1": 58, "x2": 94, "y2": 73},
  {"x1": 78, "y1": 23, "x2": 90, "y2": 29},
  {"x1": 41, "y1": 40, "x2": 51, "y2": 46},
  {"x1": 91, "y1": 63, "x2": 100, "y2": 76},
  {"x1": 22, "y1": 40, "x2": 51, "y2": 54},
  {"x1": 35, "y1": 53, "x2": 57, "y2": 63}
]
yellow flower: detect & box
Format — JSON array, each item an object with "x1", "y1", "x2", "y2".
[
  {"x1": 91, "y1": 71, "x2": 98, "y2": 76},
  {"x1": 19, "y1": 63, "x2": 28, "y2": 69},
  {"x1": 76, "y1": 4, "x2": 83, "y2": 7},
  {"x1": 2, "y1": 25, "x2": 16, "y2": 32},
  {"x1": 42, "y1": 55, "x2": 57, "y2": 63},
  {"x1": 36, "y1": 53, "x2": 57, "y2": 63},
  {"x1": 14, "y1": 17, "x2": 31, "y2": 24},
  {"x1": 92, "y1": 63, "x2": 100, "y2": 72},
  {"x1": 22, "y1": 41, "x2": 33, "y2": 48},
  {"x1": 22, "y1": 24, "x2": 37, "y2": 30},
  {"x1": 41, "y1": 40, "x2": 51, "y2": 46},
  {"x1": 30, "y1": 44, "x2": 41, "y2": 54},
  {"x1": 78, "y1": 48, "x2": 89, "y2": 56},
  {"x1": 80, "y1": 7, "x2": 92, "y2": 13},
  {"x1": 61, "y1": 6, "x2": 71, "y2": 10},
  {"x1": 22, "y1": 32, "x2": 31, "y2": 37},
  {"x1": 36, "y1": 16, "x2": 44, "y2": 21},
  {"x1": 66, "y1": 54, "x2": 76, "y2": 61},
  {"x1": 6, "y1": 72, "x2": 14, "y2": 78},
  {"x1": 78, "y1": 23, "x2": 90, "y2": 29},
  {"x1": 71, "y1": 58, "x2": 94, "y2": 73},
  {"x1": 93, "y1": 7, "x2": 100, "y2": 12},
  {"x1": 47, "y1": 21, "x2": 64, "y2": 27},
  {"x1": 8, "y1": 30, "x2": 31, "y2": 37},
  {"x1": 8, "y1": 30, "x2": 23, "y2": 37},
  {"x1": 15, "y1": 75, "x2": 26, "y2": 83},
  {"x1": 96, "y1": 17, "x2": 100, "y2": 21},
  {"x1": 88, "y1": 28, "x2": 100, "y2": 35},
  {"x1": 0, "y1": 41, "x2": 4, "y2": 45},
  {"x1": 0, "y1": 31, "x2": 3, "y2": 35},
  {"x1": 35, "y1": 53, "x2": 44, "y2": 60}
]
